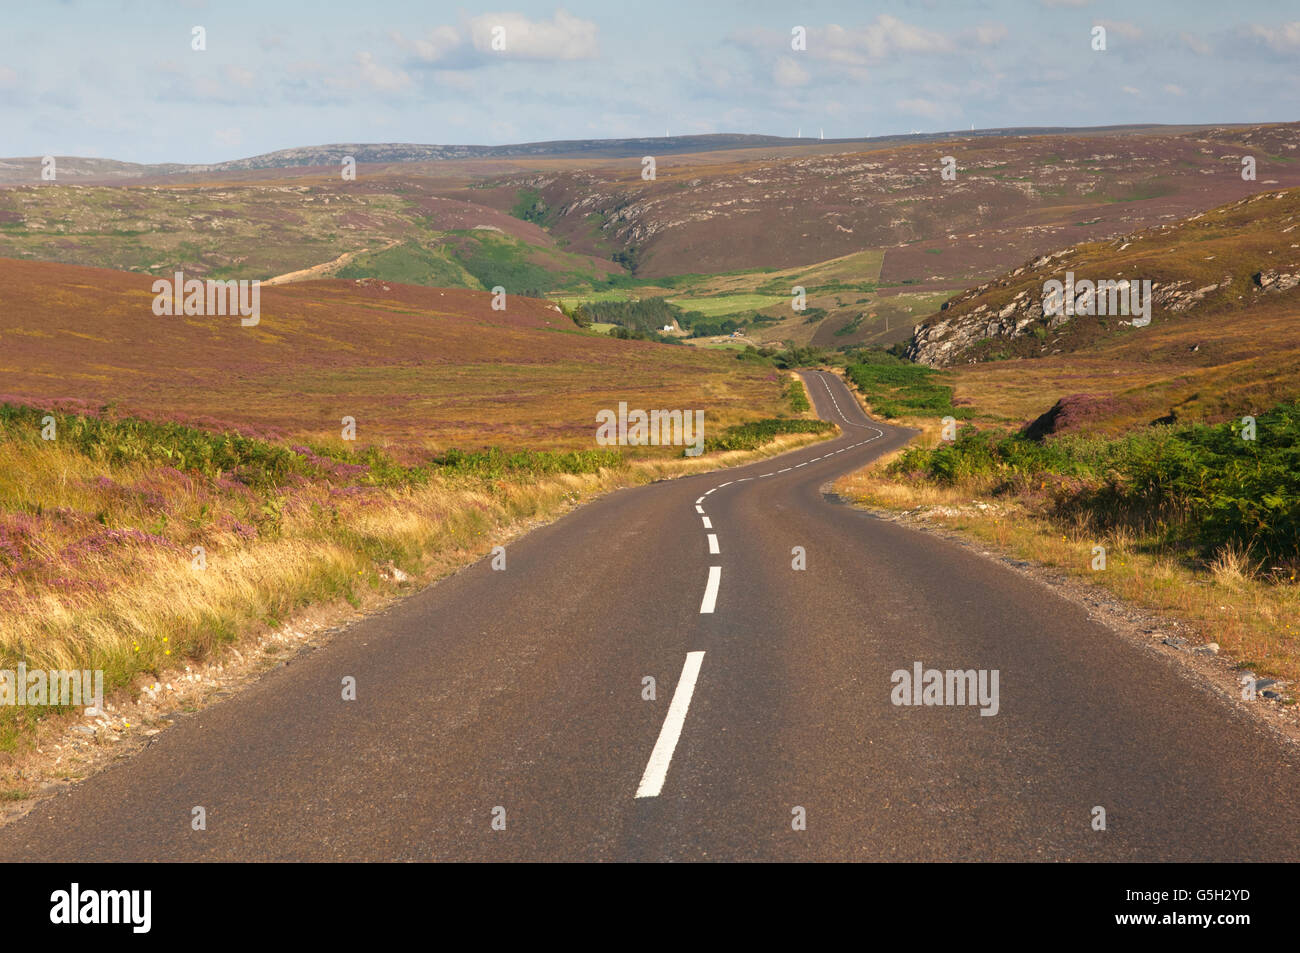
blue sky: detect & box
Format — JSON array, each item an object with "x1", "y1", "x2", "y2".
[{"x1": 3, "y1": 0, "x2": 1298, "y2": 163}]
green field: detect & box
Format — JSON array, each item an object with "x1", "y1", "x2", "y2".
[
  {"x1": 336, "y1": 240, "x2": 479, "y2": 288},
  {"x1": 667, "y1": 293, "x2": 786, "y2": 316}
]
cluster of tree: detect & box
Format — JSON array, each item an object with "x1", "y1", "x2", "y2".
[
  {"x1": 577, "y1": 296, "x2": 683, "y2": 334},
  {"x1": 611, "y1": 246, "x2": 640, "y2": 274},
  {"x1": 734, "y1": 344, "x2": 826, "y2": 368},
  {"x1": 682, "y1": 311, "x2": 743, "y2": 338},
  {"x1": 608, "y1": 325, "x2": 682, "y2": 345}
]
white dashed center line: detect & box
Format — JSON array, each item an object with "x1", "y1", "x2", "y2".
[
  {"x1": 635, "y1": 650, "x2": 706, "y2": 799},
  {"x1": 699, "y1": 565, "x2": 721, "y2": 613},
  {"x1": 653, "y1": 371, "x2": 894, "y2": 800}
]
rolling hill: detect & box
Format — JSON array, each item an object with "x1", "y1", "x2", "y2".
[
  {"x1": 899, "y1": 189, "x2": 1300, "y2": 434},
  {"x1": 0, "y1": 258, "x2": 791, "y2": 455}
]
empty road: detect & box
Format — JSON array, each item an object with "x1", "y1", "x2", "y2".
[{"x1": 3, "y1": 370, "x2": 1298, "y2": 861}]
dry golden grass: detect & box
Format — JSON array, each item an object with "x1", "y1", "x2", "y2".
[
  {"x1": 835, "y1": 463, "x2": 1300, "y2": 684},
  {"x1": 0, "y1": 423, "x2": 833, "y2": 750}
]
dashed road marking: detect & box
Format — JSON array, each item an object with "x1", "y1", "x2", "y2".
[
  {"x1": 635, "y1": 650, "x2": 706, "y2": 799},
  {"x1": 707, "y1": 533, "x2": 719, "y2": 554},
  {"x1": 699, "y1": 565, "x2": 721, "y2": 613}
]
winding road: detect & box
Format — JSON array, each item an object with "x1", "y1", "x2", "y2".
[{"x1": 3, "y1": 370, "x2": 1299, "y2": 861}]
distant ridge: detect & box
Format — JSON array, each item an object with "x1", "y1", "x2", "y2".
[{"x1": 0, "y1": 123, "x2": 1260, "y2": 185}]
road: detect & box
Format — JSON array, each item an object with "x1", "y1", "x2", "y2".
[{"x1": 3, "y1": 369, "x2": 1299, "y2": 861}]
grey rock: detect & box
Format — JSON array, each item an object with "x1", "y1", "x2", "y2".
[{"x1": 1255, "y1": 269, "x2": 1300, "y2": 293}]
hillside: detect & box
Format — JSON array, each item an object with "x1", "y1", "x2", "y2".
[
  {"x1": 0, "y1": 258, "x2": 790, "y2": 455},
  {"x1": 884, "y1": 190, "x2": 1300, "y2": 437},
  {"x1": 473, "y1": 122, "x2": 1300, "y2": 279},
  {"x1": 3, "y1": 123, "x2": 1299, "y2": 359},
  {"x1": 909, "y1": 187, "x2": 1300, "y2": 368}
]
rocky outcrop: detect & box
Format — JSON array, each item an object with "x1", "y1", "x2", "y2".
[
  {"x1": 1255, "y1": 269, "x2": 1300, "y2": 293},
  {"x1": 906, "y1": 260, "x2": 1237, "y2": 367}
]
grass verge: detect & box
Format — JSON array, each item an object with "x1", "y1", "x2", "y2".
[
  {"x1": 833, "y1": 400, "x2": 1300, "y2": 687},
  {"x1": 0, "y1": 403, "x2": 836, "y2": 752}
]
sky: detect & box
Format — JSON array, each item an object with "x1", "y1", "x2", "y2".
[{"x1": 2, "y1": 0, "x2": 1298, "y2": 164}]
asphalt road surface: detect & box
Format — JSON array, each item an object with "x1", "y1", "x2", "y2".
[{"x1": 4, "y1": 370, "x2": 1298, "y2": 861}]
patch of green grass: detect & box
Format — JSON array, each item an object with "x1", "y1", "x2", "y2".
[
  {"x1": 786, "y1": 378, "x2": 811, "y2": 412},
  {"x1": 448, "y1": 231, "x2": 602, "y2": 296},
  {"x1": 509, "y1": 187, "x2": 551, "y2": 226},
  {"x1": 845, "y1": 351, "x2": 968, "y2": 419},
  {"x1": 833, "y1": 313, "x2": 864, "y2": 337},
  {"x1": 336, "y1": 240, "x2": 477, "y2": 288},
  {"x1": 892, "y1": 403, "x2": 1300, "y2": 562},
  {"x1": 667, "y1": 293, "x2": 786, "y2": 317},
  {"x1": 697, "y1": 418, "x2": 833, "y2": 455},
  {"x1": 430, "y1": 447, "x2": 625, "y2": 478}
]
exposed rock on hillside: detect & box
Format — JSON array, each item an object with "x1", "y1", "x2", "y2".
[{"x1": 906, "y1": 188, "x2": 1300, "y2": 367}]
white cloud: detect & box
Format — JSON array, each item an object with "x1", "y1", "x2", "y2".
[
  {"x1": 860, "y1": 15, "x2": 953, "y2": 58},
  {"x1": 467, "y1": 10, "x2": 598, "y2": 60},
  {"x1": 974, "y1": 24, "x2": 1008, "y2": 46},
  {"x1": 1098, "y1": 20, "x2": 1143, "y2": 41},
  {"x1": 402, "y1": 25, "x2": 463, "y2": 64},
  {"x1": 0, "y1": 65, "x2": 16, "y2": 87},
  {"x1": 1181, "y1": 32, "x2": 1211, "y2": 55},
  {"x1": 809, "y1": 16, "x2": 954, "y2": 69},
  {"x1": 1121, "y1": 85, "x2": 1140, "y2": 96},
  {"x1": 1250, "y1": 21, "x2": 1300, "y2": 52},
  {"x1": 1163, "y1": 83, "x2": 1185, "y2": 95},
  {"x1": 355, "y1": 51, "x2": 412, "y2": 92},
  {"x1": 773, "y1": 56, "x2": 809, "y2": 87}
]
